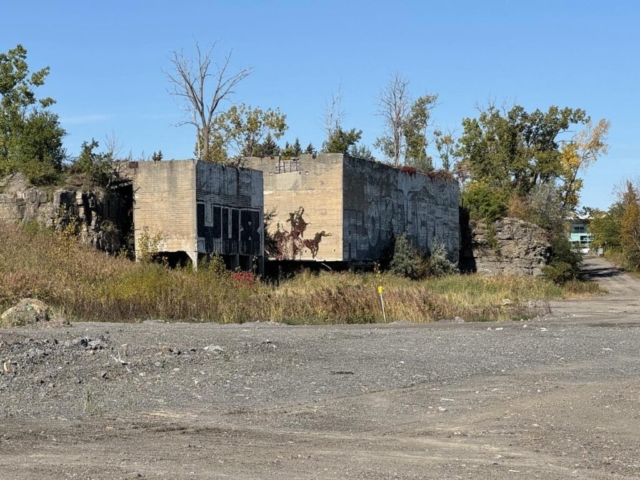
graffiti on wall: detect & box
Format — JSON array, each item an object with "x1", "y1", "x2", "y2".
[
  {"x1": 197, "y1": 203, "x2": 261, "y2": 256},
  {"x1": 271, "y1": 207, "x2": 330, "y2": 260},
  {"x1": 346, "y1": 183, "x2": 458, "y2": 262}
]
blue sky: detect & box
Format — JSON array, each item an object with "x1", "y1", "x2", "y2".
[{"x1": 2, "y1": 0, "x2": 638, "y2": 210}]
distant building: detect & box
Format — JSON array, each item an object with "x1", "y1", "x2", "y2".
[
  {"x1": 129, "y1": 160, "x2": 264, "y2": 272},
  {"x1": 246, "y1": 153, "x2": 460, "y2": 265},
  {"x1": 569, "y1": 218, "x2": 593, "y2": 254}
]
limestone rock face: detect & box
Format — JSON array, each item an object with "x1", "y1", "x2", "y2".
[
  {"x1": 0, "y1": 173, "x2": 127, "y2": 252},
  {"x1": 471, "y1": 217, "x2": 551, "y2": 276}
]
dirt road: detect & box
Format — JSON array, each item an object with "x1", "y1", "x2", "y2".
[{"x1": 1, "y1": 257, "x2": 639, "y2": 479}]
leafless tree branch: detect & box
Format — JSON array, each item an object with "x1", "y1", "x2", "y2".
[
  {"x1": 377, "y1": 73, "x2": 410, "y2": 167},
  {"x1": 164, "y1": 42, "x2": 252, "y2": 161},
  {"x1": 322, "y1": 84, "x2": 345, "y2": 139}
]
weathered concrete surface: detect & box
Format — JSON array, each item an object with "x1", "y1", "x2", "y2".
[
  {"x1": 131, "y1": 160, "x2": 264, "y2": 269},
  {"x1": 195, "y1": 161, "x2": 263, "y2": 269},
  {"x1": 1, "y1": 258, "x2": 639, "y2": 479},
  {"x1": 247, "y1": 154, "x2": 344, "y2": 261},
  {"x1": 471, "y1": 217, "x2": 551, "y2": 276},
  {"x1": 247, "y1": 154, "x2": 460, "y2": 263},
  {"x1": 131, "y1": 160, "x2": 198, "y2": 263},
  {"x1": 343, "y1": 157, "x2": 459, "y2": 264}
]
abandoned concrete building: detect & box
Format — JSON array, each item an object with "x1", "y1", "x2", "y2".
[
  {"x1": 129, "y1": 160, "x2": 264, "y2": 271},
  {"x1": 246, "y1": 153, "x2": 460, "y2": 266}
]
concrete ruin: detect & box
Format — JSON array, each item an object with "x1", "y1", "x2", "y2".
[
  {"x1": 246, "y1": 154, "x2": 460, "y2": 265},
  {"x1": 129, "y1": 160, "x2": 264, "y2": 271}
]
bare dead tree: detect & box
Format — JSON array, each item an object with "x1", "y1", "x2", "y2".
[
  {"x1": 375, "y1": 73, "x2": 410, "y2": 167},
  {"x1": 164, "y1": 42, "x2": 252, "y2": 161},
  {"x1": 322, "y1": 84, "x2": 345, "y2": 139},
  {"x1": 103, "y1": 131, "x2": 124, "y2": 160}
]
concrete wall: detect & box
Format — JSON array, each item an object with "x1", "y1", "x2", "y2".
[
  {"x1": 246, "y1": 154, "x2": 344, "y2": 261},
  {"x1": 247, "y1": 154, "x2": 460, "y2": 264},
  {"x1": 131, "y1": 160, "x2": 198, "y2": 263},
  {"x1": 131, "y1": 160, "x2": 264, "y2": 270},
  {"x1": 343, "y1": 157, "x2": 460, "y2": 263},
  {"x1": 195, "y1": 162, "x2": 264, "y2": 267}
]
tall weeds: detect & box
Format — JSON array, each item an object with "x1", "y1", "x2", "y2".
[{"x1": 0, "y1": 222, "x2": 599, "y2": 324}]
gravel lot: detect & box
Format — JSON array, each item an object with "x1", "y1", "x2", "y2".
[{"x1": 1, "y1": 257, "x2": 639, "y2": 479}]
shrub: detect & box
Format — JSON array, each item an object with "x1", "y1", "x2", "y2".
[
  {"x1": 544, "y1": 234, "x2": 582, "y2": 284},
  {"x1": 390, "y1": 233, "x2": 426, "y2": 279},
  {"x1": 543, "y1": 262, "x2": 578, "y2": 285},
  {"x1": 425, "y1": 244, "x2": 458, "y2": 277},
  {"x1": 462, "y1": 182, "x2": 510, "y2": 222}
]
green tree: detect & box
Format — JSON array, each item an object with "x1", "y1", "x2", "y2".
[
  {"x1": 292, "y1": 138, "x2": 302, "y2": 156},
  {"x1": 348, "y1": 143, "x2": 375, "y2": 161},
  {"x1": 210, "y1": 104, "x2": 287, "y2": 161},
  {"x1": 374, "y1": 73, "x2": 439, "y2": 169},
  {"x1": 457, "y1": 104, "x2": 609, "y2": 224},
  {"x1": 322, "y1": 127, "x2": 362, "y2": 154},
  {"x1": 254, "y1": 132, "x2": 280, "y2": 157},
  {"x1": 558, "y1": 119, "x2": 610, "y2": 210},
  {"x1": 620, "y1": 181, "x2": 640, "y2": 269},
  {"x1": 404, "y1": 94, "x2": 438, "y2": 171},
  {"x1": 305, "y1": 142, "x2": 316, "y2": 155},
  {"x1": 434, "y1": 128, "x2": 456, "y2": 171},
  {"x1": 280, "y1": 141, "x2": 293, "y2": 158},
  {"x1": 390, "y1": 233, "x2": 425, "y2": 279},
  {"x1": 72, "y1": 139, "x2": 117, "y2": 187},
  {"x1": 590, "y1": 206, "x2": 622, "y2": 250},
  {"x1": 0, "y1": 45, "x2": 66, "y2": 184},
  {"x1": 281, "y1": 139, "x2": 304, "y2": 158},
  {"x1": 457, "y1": 104, "x2": 589, "y2": 197},
  {"x1": 320, "y1": 86, "x2": 363, "y2": 155}
]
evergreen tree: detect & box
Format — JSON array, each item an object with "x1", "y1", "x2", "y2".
[
  {"x1": 292, "y1": 138, "x2": 302, "y2": 156},
  {"x1": 254, "y1": 133, "x2": 280, "y2": 157},
  {"x1": 281, "y1": 141, "x2": 295, "y2": 158},
  {"x1": 322, "y1": 128, "x2": 362, "y2": 154}
]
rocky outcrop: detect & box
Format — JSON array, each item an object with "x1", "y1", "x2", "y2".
[
  {"x1": 470, "y1": 217, "x2": 551, "y2": 276},
  {"x1": 0, "y1": 173, "x2": 131, "y2": 252},
  {"x1": 0, "y1": 298, "x2": 69, "y2": 329}
]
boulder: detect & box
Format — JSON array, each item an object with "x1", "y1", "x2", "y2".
[{"x1": 0, "y1": 298, "x2": 68, "y2": 328}]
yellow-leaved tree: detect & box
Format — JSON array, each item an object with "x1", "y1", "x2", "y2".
[{"x1": 560, "y1": 119, "x2": 611, "y2": 210}]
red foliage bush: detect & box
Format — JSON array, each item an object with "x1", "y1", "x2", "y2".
[
  {"x1": 231, "y1": 271, "x2": 256, "y2": 287},
  {"x1": 400, "y1": 166, "x2": 417, "y2": 175}
]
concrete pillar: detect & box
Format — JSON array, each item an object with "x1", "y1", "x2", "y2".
[{"x1": 187, "y1": 251, "x2": 198, "y2": 270}]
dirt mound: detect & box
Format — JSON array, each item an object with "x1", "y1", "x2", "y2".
[{"x1": 0, "y1": 298, "x2": 69, "y2": 329}]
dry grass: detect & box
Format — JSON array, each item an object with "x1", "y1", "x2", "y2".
[{"x1": 0, "y1": 222, "x2": 601, "y2": 324}]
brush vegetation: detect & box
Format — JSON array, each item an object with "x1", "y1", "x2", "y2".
[{"x1": 0, "y1": 222, "x2": 600, "y2": 325}]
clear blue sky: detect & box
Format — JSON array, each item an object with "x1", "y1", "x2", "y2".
[{"x1": 2, "y1": 0, "x2": 638, "y2": 210}]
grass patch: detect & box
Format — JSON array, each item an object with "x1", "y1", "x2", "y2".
[{"x1": 0, "y1": 222, "x2": 602, "y2": 324}]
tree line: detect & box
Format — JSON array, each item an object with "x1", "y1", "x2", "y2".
[
  {"x1": 589, "y1": 181, "x2": 640, "y2": 272},
  {"x1": 1, "y1": 43, "x2": 610, "y2": 234}
]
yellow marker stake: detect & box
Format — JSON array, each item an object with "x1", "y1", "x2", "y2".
[{"x1": 378, "y1": 286, "x2": 386, "y2": 323}]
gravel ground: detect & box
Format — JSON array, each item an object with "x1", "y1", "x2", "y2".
[{"x1": 1, "y1": 257, "x2": 639, "y2": 479}]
